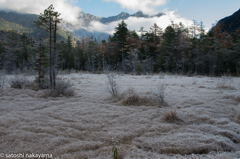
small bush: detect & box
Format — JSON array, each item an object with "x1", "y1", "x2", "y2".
[
  {"x1": 163, "y1": 109, "x2": 181, "y2": 123},
  {"x1": 50, "y1": 79, "x2": 75, "y2": 97},
  {"x1": 8, "y1": 75, "x2": 29, "y2": 89}
]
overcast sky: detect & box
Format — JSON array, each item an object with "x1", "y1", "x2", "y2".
[{"x1": 0, "y1": 0, "x2": 239, "y2": 34}]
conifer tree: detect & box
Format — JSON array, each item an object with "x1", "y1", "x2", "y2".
[
  {"x1": 112, "y1": 21, "x2": 128, "y2": 70},
  {"x1": 34, "y1": 4, "x2": 61, "y2": 89},
  {"x1": 35, "y1": 31, "x2": 48, "y2": 88}
]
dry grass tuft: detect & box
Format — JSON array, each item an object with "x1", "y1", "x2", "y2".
[
  {"x1": 163, "y1": 109, "x2": 182, "y2": 123},
  {"x1": 235, "y1": 110, "x2": 240, "y2": 124},
  {"x1": 117, "y1": 146, "x2": 129, "y2": 159},
  {"x1": 37, "y1": 79, "x2": 75, "y2": 97},
  {"x1": 234, "y1": 95, "x2": 240, "y2": 102},
  {"x1": 122, "y1": 94, "x2": 149, "y2": 106},
  {"x1": 121, "y1": 88, "x2": 155, "y2": 106}
]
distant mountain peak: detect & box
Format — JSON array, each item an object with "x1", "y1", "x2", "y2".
[
  {"x1": 119, "y1": 12, "x2": 129, "y2": 15},
  {"x1": 131, "y1": 11, "x2": 147, "y2": 17},
  {"x1": 131, "y1": 11, "x2": 165, "y2": 18},
  {"x1": 117, "y1": 12, "x2": 130, "y2": 17}
]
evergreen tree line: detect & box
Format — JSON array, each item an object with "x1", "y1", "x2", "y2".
[
  {"x1": 0, "y1": 19, "x2": 240, "y2": 77},
  {"x1": 0, "y1": 30, "x2": 36, "y2": 73}
]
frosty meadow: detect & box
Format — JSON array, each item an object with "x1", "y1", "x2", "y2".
[
  {"x1": 0, "y1": 72, "x2": 240, "y2": 158},
  {"x1": 0, "y1": 1, "x2": 240, "y2": 158}
]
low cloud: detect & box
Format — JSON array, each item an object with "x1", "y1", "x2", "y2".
[
  {"x1": 87, "y1": 10, "x2": 194, "y2": 35},
  {"x1": 0, "y1": 0, "x2": 81, "y2": 23},
  {"x1": 103, "y1": 0, "x2": 167, "y2": 15}
]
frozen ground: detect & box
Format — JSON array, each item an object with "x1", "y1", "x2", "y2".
[{"x1": 0, "y1": 73, "x2": 240, "y2": 159}]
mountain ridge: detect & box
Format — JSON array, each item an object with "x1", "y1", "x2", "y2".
[
  {"x1": 217, "y1": 8, "x2": 240, "y2": 33},
  {"x1": 1, "y1": 9, "x2": 240, "y2": 42},
  {"x1": 78, "y1": 10, "x2": 165, "y2": 26},
  {"x1": 59, "y1": 10, "x2": 165, "y2": 40},
  {"x1": 0, "y1": 11, "x2": 79, "y2": 43}
]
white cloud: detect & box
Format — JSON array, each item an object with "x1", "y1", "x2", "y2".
[
  {"x1": 0, "y1": 0, "x2": 82, "y2": 23},
  {"x1": 87, "y1": 10, "x2": 194, "y2": 35},
  {"x1": 103, "y1": 0, "x2": 167, "y2": 15}
]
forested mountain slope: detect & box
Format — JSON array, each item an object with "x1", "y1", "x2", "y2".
[
  {"x1": 0, "y1": 11, "x2": 79, "y2": 43},
  {"x1": 217, "y1": 9, "x2": 240, "y2": 33}
]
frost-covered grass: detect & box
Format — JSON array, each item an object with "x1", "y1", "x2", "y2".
[{"x1": 0, "y1": 73, "x2": 240, "y2": 158}]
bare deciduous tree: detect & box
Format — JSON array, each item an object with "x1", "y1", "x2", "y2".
[
  {"x1": 152, "y1": 82, "x2": 167, "y2": 106},
  {"x1": 105, "y1": 71, "x2": 120, "y2": 97}
]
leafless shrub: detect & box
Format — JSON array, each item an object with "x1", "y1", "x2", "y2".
[
  {"x1": 163, "y1": 109, "x2": 181, "y2": 123},
  {"x1": 105, "y1": 72, "x2": 120, "y2": 97},
  {"x1": 152, "y1": 82, "x2": 167, "y2": 106},
  {"x1": 50, "y1": 79, "x2": 75, "y2": 97},
  {"x1": 216, "y1": 76, "x2": 235, "y2": 90},
  {"x1": 8, "y1": 75, "x2": 30, "y2": 89}
]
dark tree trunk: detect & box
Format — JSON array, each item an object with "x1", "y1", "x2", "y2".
[
  {"x1": 53, "y1": 19, "x2": 57, "y2": 89},
  {"x1": 49, "y1": 19, "x2": 53, "y2": 89}
]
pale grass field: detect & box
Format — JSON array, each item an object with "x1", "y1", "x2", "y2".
[{"x1": 0, "y1": 73, "x2": 240, "y2": 159}]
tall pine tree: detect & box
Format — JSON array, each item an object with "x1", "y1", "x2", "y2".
[{"x1": 34, "y1": 4, "x2": 61, "y2": 89}]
